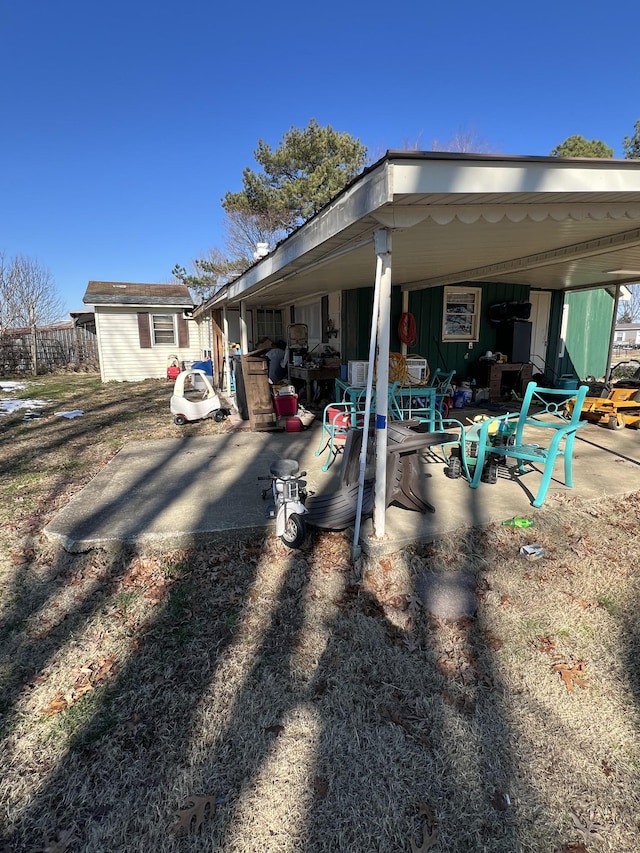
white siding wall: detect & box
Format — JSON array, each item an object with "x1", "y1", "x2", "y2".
[{"x1": 95, "y1": 307, "x2": 204, "y2": 382}]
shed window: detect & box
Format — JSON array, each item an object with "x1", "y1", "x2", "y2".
[
  {"x1": 152, "y1": 314, "x2": 175, "y2": 345},
  {"x1": 442, "y1": 287, "x2": 481, "y2": 342}
]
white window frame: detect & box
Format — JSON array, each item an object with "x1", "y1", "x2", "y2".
[
  {"x1": 254, "y1": 308, "x2": 283, "y2": 342},
  {"x1": 442, "y1": 286, "x2": 481, "y2": 342},
  {"x1": 151, "y1": 313, "x2": 176, "y2": 346}
]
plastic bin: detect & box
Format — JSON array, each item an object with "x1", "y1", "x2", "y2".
[
  {"x1": 273, "y1": 394, "x2": 299, "y2": 417},
  {"x1": 557, "y1": 375, "x2": 578, "y2": 390}
]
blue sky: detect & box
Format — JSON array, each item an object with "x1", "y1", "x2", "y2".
[{"x1": 1, "y1": 0, "x2": 638, "y2": 314}]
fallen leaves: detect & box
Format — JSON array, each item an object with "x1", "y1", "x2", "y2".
[
  {"x1": 535, "y1": 635, "x2": 589, "y2": 692},
  {"x1": 601, "y1": 759, "x2": 614, "y2": 777},
  {"x1": 402, "y1": 634, "x2": 420, "y2": 653},
  {"x1": 535, "y1": 634, "x2": 556, "y2": 654},
  {"x1": 122, "y1": 556, "x2": 172, "y2": 603},
  {"x1": 552, "y1": 660, "x2": 589, "y2": 692},
  {"x1": 570, "y1": 809, "x2": 603, "y2": 845},
  {"x1": 410, "y1": 801, "x2": 438, "y2": 852},
  {"x1": 484, "y1": 634, "x2": 504, "y2": 651},
  {"x1": 381, "y1": 704, "x2": 431, "y2": 747},
  {"x1": 41, "y1": 655, "x2": 119, "y2": 716},
  {"x1": 173, "y1": 795, "x2": 216, "y2": 835}
]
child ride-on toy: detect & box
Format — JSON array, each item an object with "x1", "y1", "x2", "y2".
[
  {"x1": 566, "y1": 381, "x2": 640, "y2": 430},
  {"x1": 170, "y1": 369, "x2": 231, "y2": 426},
  {"x1": 444, "y1": 415, "x2": 513, "y2": 485}
]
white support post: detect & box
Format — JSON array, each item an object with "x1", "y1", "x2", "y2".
[
  {"x1": 222, "y1": 305, "x2": 231, "y2": 394},
  {"x1": 373, "y1": 228, "x2": 392, "y2": 540},
  {"x1": 352, "y1": 253, "x2": 382, "y2": 561},
  {"x1": 240, "y1": 300, "x2": 248, "y2": 354}
]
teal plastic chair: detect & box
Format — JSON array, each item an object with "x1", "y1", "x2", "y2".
[
  {"x1": 467, "y1": 381, "x2": 590, "y2": 507},
  {"x1": 428, "y1": 368, "x2": 456, "y2": 416}
]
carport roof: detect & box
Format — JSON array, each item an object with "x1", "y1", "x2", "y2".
[{"x1": 197, "y1": 150, "x2": 640, "y2": 312}]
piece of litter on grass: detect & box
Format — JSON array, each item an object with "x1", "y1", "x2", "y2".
[
  {"x1": 519, "y1": 544, "x2": 545, "y2": 561},
  {"x1": 54, "y1": 410, "x2": 84, "y2": 419}
]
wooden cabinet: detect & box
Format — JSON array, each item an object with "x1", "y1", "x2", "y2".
[{"x1": 240, "y1": 357, "x2": 277, "y2": 431}]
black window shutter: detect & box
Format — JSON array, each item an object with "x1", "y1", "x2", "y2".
[
  {"x1": 177, "y1": 315, "x2": 189, "y2": 348},
  {"x1": 137, "y1": 313, "x2": 151, "y2": 348}
]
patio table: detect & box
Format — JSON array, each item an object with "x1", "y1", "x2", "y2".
[{"x1": 290, "y1": 364, "x2": 340, "y2": 404}]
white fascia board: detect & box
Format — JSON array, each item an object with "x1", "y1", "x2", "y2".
[
  {"x1": 226, "y1": 164, "x2": 391, "y2": 303},
  {"x1": 390, "y1": 158, "x2": 640, "y2": 196}
]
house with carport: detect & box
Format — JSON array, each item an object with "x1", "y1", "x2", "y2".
[{"x1": 194, "y1": 151, "x2": 640, "y2": 399}]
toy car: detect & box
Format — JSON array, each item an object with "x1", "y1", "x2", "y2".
[{"x1": 170, "y1": 369, "x2": 231, "y2": 425}]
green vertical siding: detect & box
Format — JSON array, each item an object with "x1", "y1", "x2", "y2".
[
  {"x1": 341, "y1": 282, "x2": 613, "y2": 385},
  {"x1": 555, "y1": 289, "x2": 613, "y2": 380},
  {"x1": 342, "y1": 286, "x2": 403, "y2": 361},
  {"x1": 408, "y1": 282, "x2": 530, "y2": 380}
]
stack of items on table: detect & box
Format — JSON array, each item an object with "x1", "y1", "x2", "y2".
[{"x1": 272, "y1": 385, "x2": 316, "y2": 432}]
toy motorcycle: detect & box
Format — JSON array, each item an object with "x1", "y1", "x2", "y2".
[{"x1": 259, "y1": 459, "x2": 308, "y2": 549}]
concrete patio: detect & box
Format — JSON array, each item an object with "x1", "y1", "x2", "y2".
[{"x1": 44, "y1": 410, "x2": 640, "y2": 556}]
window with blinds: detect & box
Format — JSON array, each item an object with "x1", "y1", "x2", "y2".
[
  {"x1": 442, "y1": 287, "x2": 481, "y2": 341},
  {"x1": 152, "y1": 314, "x2": 176, "y2": 345}
]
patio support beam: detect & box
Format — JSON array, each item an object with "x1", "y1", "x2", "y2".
[
  {"x1": 373, "y1": 228, "x2": 392, "y2": 540},
  {"x1": 352, "y1": 247, "x2": 383, "y2": 560},
  {"x1": 239, "y1": 300, "x2": 249, "y2": 354},
  {"x1": 222, "y1": 305, "x2": 231, "y2": 394}
]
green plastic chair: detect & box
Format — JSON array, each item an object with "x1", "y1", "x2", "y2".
[{"x1": 467, "y1": 381, "x2": 590, "y2": 507}]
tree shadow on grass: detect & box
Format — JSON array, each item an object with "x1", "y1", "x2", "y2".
[{"x1": 1, "y1": 517, "x2": 539, "y2": 853}]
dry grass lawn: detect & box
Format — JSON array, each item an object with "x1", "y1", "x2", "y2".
[{"x1": 1, "y1": 373, "x2": 639, "y2": 852}]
